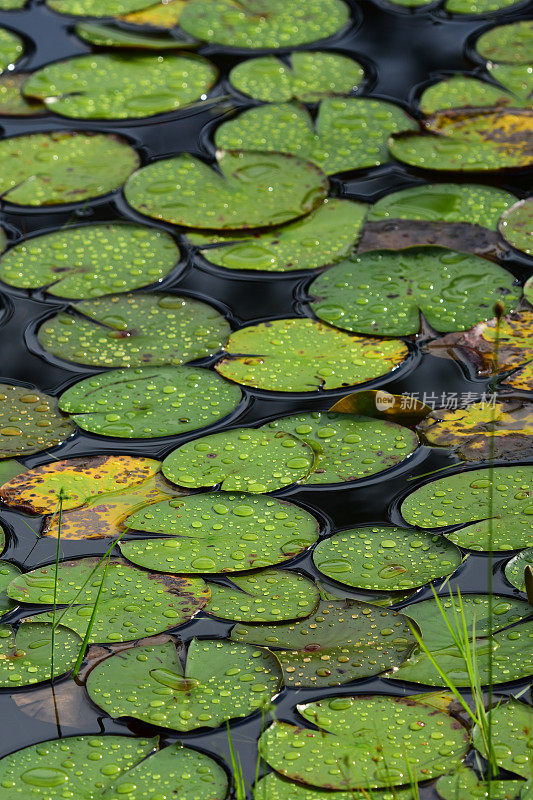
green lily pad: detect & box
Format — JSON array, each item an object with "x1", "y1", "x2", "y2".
[
  {"x1": 162, "y1": 427, "x2": 314, "y2": 492},
  {"x1": 445, "y1": 0, "x2": 525, "y2": 12},
  {"x1": 419, "y1": 76, "x2": 520, "y2": 114},
  {"x1": 436, "y1": 766, "x2": 525, "y2": 800},
  {"x1": 230, "y1": 52, "x2": 364, "y2": 102},
  {"x1": 310, "y1": 247, "x2": 519, "y2": 336},
  {"x1": 259, "y1": 693, "x2": 468, "y2": 790},
  {"x1": 9, "y1": 557, "x2": 209, "y2": 644},
  {"x1": 179, "y1": 0, "x2": 351, "y2": 49},
  {"x1": 389, "y1": 109, "x2": 533, "y2": 172},
  {"x1": 473, "y1": 700, "x2": 532, "y2": 779},
  {"x1": 231, "y1": 598, "x2": 416, "y2": 687},
  {"x1": 215, "y1": 319, "x2": 409, "y2": 393},
  {"x1": 87, "y1": 637, "x2": 282, "y2": 731},
  {"x1": 125, "y1": 150, "x2": 328, "y2": 230},
  {"x1": 0, "y1": 131, "x2": 139, "y2": 206},
  {"x1": 205, "y1": 569, "x2": 319, "y2": 622},
  {"x1": 487, "y1": 64, "x2": 533, "y2": 106},
  {"x1": 215, "y1": 99, "x2": 415, "y2": 175},
  {"x1": 0, "y1": 459, "x2": 26, "y2": 486},
  {"x1": 0, "y1": 560, "x2": 20, "y2": 613},
  {"x1": 505, "y1": 548, "x2": 533, "y2": 591},
  {"x1": 0, "y1": 224, "x2": 180, "y2": 298},
  {"x1": 260, "y1": 412, "x2": 418, "y2": 484},
  {"x1": 38, "y1": 293, "x2": 230, "y2": 368},
  {"x1": 0, "y1": 0, "x2": 26, "y2": 8},
  {"x1": 476, "y1": 22, "x2": 533, "y2": 65},
  {"x1": 499, "y1": 199, "x2": 533, "y2": 255},
  {"x1": 59, "y1": 366, "x2": 241, "y2": 439},
  {"x1": 401, "y1": 466, "x2": 533, "y2": 551},
  {"x1": 0, "y1": 621, "x2": 81, "y2": 686},
  {"x1": 47, "y1": 0, "x2": 159, "y2": 14},
  {"x1": 75, "y1": 22, "x2": 194, "y2": 49},
  {"x1": 186, "y1": 198, "x2": 368, "y2": 273},
  {"x1": 23, "y1": 53, "x2": 217, "y2": 120},
  {"x1": 0, "y1": 384, "x2": 75, "y2": 458},
  {"x1": 314, "y1": 527, "x2": 462, "y2": 590},
  {"x1": 254, "y1": 772, "x2": 417, "y2": 800},
  {"x1": 0, "y1": 75, "x2": 45, "y2": 116},
  {"x1": 0, "y1": 28, "x2": 22, "y2": 72},
  {"x1": 120, "y1": 492, "x2": 319, "y2": 573}
]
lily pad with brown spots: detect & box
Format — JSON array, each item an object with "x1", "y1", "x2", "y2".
[
  {"x1": 419, "y1": 75, "x2": 525, "y2": 115},
  {"x1": 476, "y1": 21, "x2": 533, "y2": 65},
  {"x1": 0, "y1": 384, "x2": 75, "y2": 459},
  {"x1": 499, "y1": 198, "x2": 533, "y2": 255}
]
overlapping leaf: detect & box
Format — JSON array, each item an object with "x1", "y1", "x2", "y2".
[
  {"x1": 0, "y1": 28, "x2": 22, "y2": 72},
  {"x1": 0, "y1": 74, "x2": 45, "y2": 116},
  {"x1": 119, "y1": 0, "x2": 187, "y2": 27},
  {"x1": 75, "y1": 21, "x2": 192, "y2": 49},
  {"x1": 473, "y1": 700, "x2": 532, "y2": 779},
  {"x1": 0, "y1": 383, "x2": 75, "y2": 458},
  {"x1": 499, "y1": 199, "x2": 532, "y2": 255},
  {"x1": 0, "y1": 621, "x2": 81, "y2": 686},
  {"x1": 436, "y1": 766, "x2": 525, "y2": 800},
  {"x1": 505, "y1": 548, "x2": 533, "y2": 591}
]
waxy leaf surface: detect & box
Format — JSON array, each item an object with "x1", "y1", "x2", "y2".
[
  {"x1": 0, "y1": 384, "x2": 75, "y2": 458},
  {"x1": 436, "y1": 766, "x2": 525, "y2": 800},
  {"x1": 472, "y1": 700, "x2": 532, "y2": 779},
  {"x1": 254, "y1": 773, "x2": 416, "y2": 800},
  {"x1": 0, "y1": 621, "x2": 80, "y2": 686},
  {"x1": 505, "y1": 547, "x2": 533, "y2": 591},
  {"x1": 499, "y1": 199, "x2": 533, "y2": 255}
]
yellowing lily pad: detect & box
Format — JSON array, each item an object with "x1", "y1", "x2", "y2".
[
  {"x1": 38, "y1": 293, "x2": 230, "y2": 368},
  {"x1": 0, "y1": 621, "x2": 81, "y2": 686},
  {"x1": 419, "y1": 76, "x2": 520, "y2": 114},
  {"x1": 120, "y1": 0, "x2": 187, "y2": 27},
  {"x1": 436, "y1": 765, "x2": 525, "y2": 800},
  {"x1": 0, "y1": 28, "x2": 22, "y2": 72},
  {"x1": 125, "y1": 150, "x2": 328, "y2": 230},
  {"x1": 505, "y1": 548, "x2": 533, "y2": 591},
  {"x1": 120, "y1": 492, "x2": 319, "y2": 573},
  {"x1": 215, "y1": 319, "x2": 409, "y2": 393},
  {"x1": 0, "y1": 224, "x2": 180, "y2": 299},
  {"x1": 401, "y1": 465, "x2": 533, "y2": 551},
  {"x1": 499, "y1": 199, "x2": 533, "y2": 255},
  {"x1": 473, "y1": 700, "x2": 532, "y2": 779},
  {"x1": 476, "y1": 22, "x2": 533, "y2": 65},
  {"x1": 87, "y1": 637, "x2": 282, "y2": 731},
  {"x1": 0, "y1": 383, "x2": 75, "y2": 458},
  {"x1": 59, "y1": 366, "x2": 242, "y2": 438},
  {"x1": 0, "y1": 132, "x2": 139, "y2": 206}
]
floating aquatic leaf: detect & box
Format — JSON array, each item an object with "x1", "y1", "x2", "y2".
[
  {"x1": 0, "y1": 75, "x2": 45, "y2": 116},
  {"x1": 0, "y1": 0, "x2": 26, "y2": 7},
  {"x1": 473, "y1": 700, "x2": 532, "y2": 779},
  {"x1": 216, "y1": 319, "x2": 409, "y2": 393},
  {"x1": 0, "y1": 224, "x2": 180, "y2": 299},
  {"x1": 60, "y1": 366, "x2": 242, "y2": 439},
  {"x1": 436, "y1": 765, "x2": 525, "y2": 800},
  {"x1": 499, "y1": 199, "x2": 533, "y2": 255},
  {"x1": 329, "y1": 390, "x2": 431, "y2": 426},
  {"x1": 232, "y1": 598, "x2": 415, "y2": 687},
  {"x1": 205, "y1": 569, "x2": 319, "y2": 622},
  {"x1": 10, "y1": 557, "x2": 209, "y2": 643},
  {"x1": 180, "y1": 0, "x2": 350, "y2": 49},
  {"x1": 0, "y1": 384, "x2": 75, "y2": 458},
  {"x1": 120, "y1": 492, "x2": 319, "y2": 573},
  {"x1": 120, "y1": 0, "x2": 187, "y2": 27},
  {"x1": 419, "y1": 76, "x2": 519, "y2": 114},
  {"x1": 186, "y1": 198, "x2": 368, "y2": 273},
  {"x1": 0, "y1": 560, "x2": 20, "y2": 613},
  {"x1": 390, "y1": 109, "x2": 533, "y2": 172},
  {"x1": 0, "y1": 621, "x2": 80, "y2": 686},
  {"x1": 23, "y1": 53, "x2": 217, "y2": 120},
  {"x1": 0, "y1": 454, "x2": 161, "y2": 514},
  {"x1": 230, "y1": 52, "x2": 364, "y2": 102},
  {"x1": 487, "y1": 64, "x2": 533, "y2": 106},
  {"x1": 313, "y1": 527, "x2": 462, "y2": 590},
  {"x1": 310, "y1": 247, "x2": 518, "y2": 336},
  {"x1": 38, "y1": 293, "x2": 230, "y2": 368},
  {"x1": 75, "y1": 21, "x2": 193, "y2": 49},
  {"x1": 47, "y1": 0, "x2": 159, "y2": 13},
  {"x1": 261, "y1": 412, "x2": 418, "y2": 484},
  {"x1": 401, "y1": 465, "x2": 533, "y2": 550},
  {"x1": 254, "y1": 772, "x2": 417, "y2": 800},
  {"x1": 0, "y1": 459, "x2": 25, "y2": 486},
  {"x1": 505, "y1": 548, "x2": 533, "y2": 591},
  {"x1": 259, "y1": 693, "x2": 468, "y2": 790},
  {"x1": 125, "y1": 150, "x2": 328, "y2": 230},
  {"x1": 525, "y1": 276, "x2": 533, "y2": 305},
  {"x1": 476, "y1": 21, "x2": 533, "y2": 65},
  {"x1": 87, "y1": 637, "x2": 282, "y2": 731},
  {"x1": 417, "y1": 399, "x2": 533, "y2": 461},
  {"x1": 445, "y1": 0, "x2": 526, "y2": 13},
  {"x1": 215, "y1": 99, "x2": 415, "y2": 175},
  {"x1": 162, "y1": 427, "x2": 314, "y2": 492},
  {"x1": 0, "y1": 28, "x2": 22, "y2": 72}
]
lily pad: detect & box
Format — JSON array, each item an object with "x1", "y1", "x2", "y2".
[
  {"x1": 231, "y1": 598, "x2": 416, "y2": 687},
  {"x1": 259, "y1": 693, "x2": 468, "y2": 790},
  {"x1": 120, "y1": 492, "x2": 319, "y2": 573},
  {"x1": 0, "y1": 224, "x2": 180, "y2": 299},
  {"x1": 389, "y1": 109, "x2": 533, "y2": 172},
  {"x1": 47, "y1": 0, "x2": 160, "y2": 14},
  {"x1": 0, "y1": 28, "x2": 22, "y2": 72},
  {"x1": 401, "y1": 465, "x2": 533, "y2": 551},
  {"x1": 215, "y1": 99, "x2": 415, "y2": 175},
  {"x1": 0, "y1": 131, "x2": 139, "y2": 206},
  {"x1": 0, "y1": 75, "x2": 45, "y2": 116},
  {"x1": 436, "y1": 766, "x2": 525, "y2": 800},
  {"x1": 254, "y1": 773, "x2": 417, "y2": 800},
  {"x1": 417, "y1": 399, "x2": 533, "y2": 461},
  {"x1": 162, "y1": 427, "x2": 314, "y2": 492},
  {"x1": 261, "y1": 412, "x2": 418, "y2": 484},
  {"x1": 310, "y1": 247, "x2": 519, "y2": 336},
  {"x1": 505, "y1": 548, "x2": 533, "y2": 591},
  {"x1": 314, "y1": 527, "x2": 462, "y2": 591},
  {"x1": 0, "y1": 454, "x2": 161, "y2": 514},
  {"x1": 0, "y1": 0, "x2": 26, "y2": 7},
  {"x1": 23, "y1": 53, "x2": 217, "y2": 120},
  {"x1": 525, "y1": 276, "x2": 533, "y2": 305},
  {"x1": 473, "y1": 700, "x2": 532, "y2": 779},
  {"x1": 419, "y1": 76, "x2": 520, "y2": 114},
  {"x1": 186, "y1": 198, "x2": 368, "y2": 273},
  {"x1": 215, "y1": 319, "x2": 409, "y2": 393},
  {"x1": 120, "y1": 0, "x2": 188, "y2": 27},
  {"x1": 125, "y1": 150, "x2": 328, "y2": 230},
  {"x1": 0, "y1": 621, "x2": 81, "y2": 686},
  {"x1": 75, "y1": 21, "x2": 194, "y2": 49},
  {"x1": 499, "y1": 199, "x2": 533, "y2": 255},
  {"x1": 229, "y1": 52, "x2": 364, "y2": 102},
  {"x1": 0, "y1": 383, "x2": 75, "y2": 458},
  {"x1": 328, "y1": 389, "x2": 431, "y2": 426},
  {"x1": 87, "y1": 637, "x2": 282, "y2": 731},
  {"x1": 9, "y1": 557, "x2": 209, "y2": 643},
  {"x1": 476, "y1": 22, "x2": 533, "y2": 65},
  {"x1": 179, "y1": 0, "x2": 351, "y2": 49},
  {"x1": 59, "y1": 366, "x2": 242, "y2": 438},
  {"x1": 487, "y1": 64, "x2": 533, "y2": 105},
  {"x1": 0, "y1": 459, "x2": 26, "y2": 486},
  {"x1": 205, "y1": 569, "x2": 319, "y2": 622},
  {"x1": 0, "y1": 736, "x2": 228, "y2": 800},
  {"x1": 0, "y1": 560, "x2": 20, "y2": 613},
  {"x1": 38, "y1": 293, "x2": 230, "y2": 368},
  {"x1": 445, "y1": 0, "x2": 526, "y2": 13}
]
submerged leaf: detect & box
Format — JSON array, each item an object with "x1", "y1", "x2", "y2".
[
  {"x1": 87, "y1": 637, "x2": 282, "y2": 731},
  {"x1": 476, "y1": 21, "x2": 533, "y2": 65},
  {"x1": 505, "y1": 548, "x2": 533, "y2": 591},
  {"x1": 0, "y1": 224, "x2": 180, "y2": 299},
  {"x1": 216, "y1": 319, "x2": 409, "y2": 393},
  {"x1": 254, "y1": 773, "x2": 417, "y2": 800},
  {"x1": 472, "y1": 700, "x2": 532, "y2": 779},
  {"x1": 499, "y1": 198, "x2": 533, "y2": 255},
  {"x1": 0, "y1": 384, "x2": 75, "y2": 458},
  {"x1": 0, "y1": 621, "x2": 80, "y2": 686},
  {"x1": 0, "y1": 28, "x2": 23, "y2": 72},
  {"x1": 436, "y1": 765, "x2": 525, "y2": 800},
  {"x1": 329, "y1": 390, "x2": 431, "y2": 426}
]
